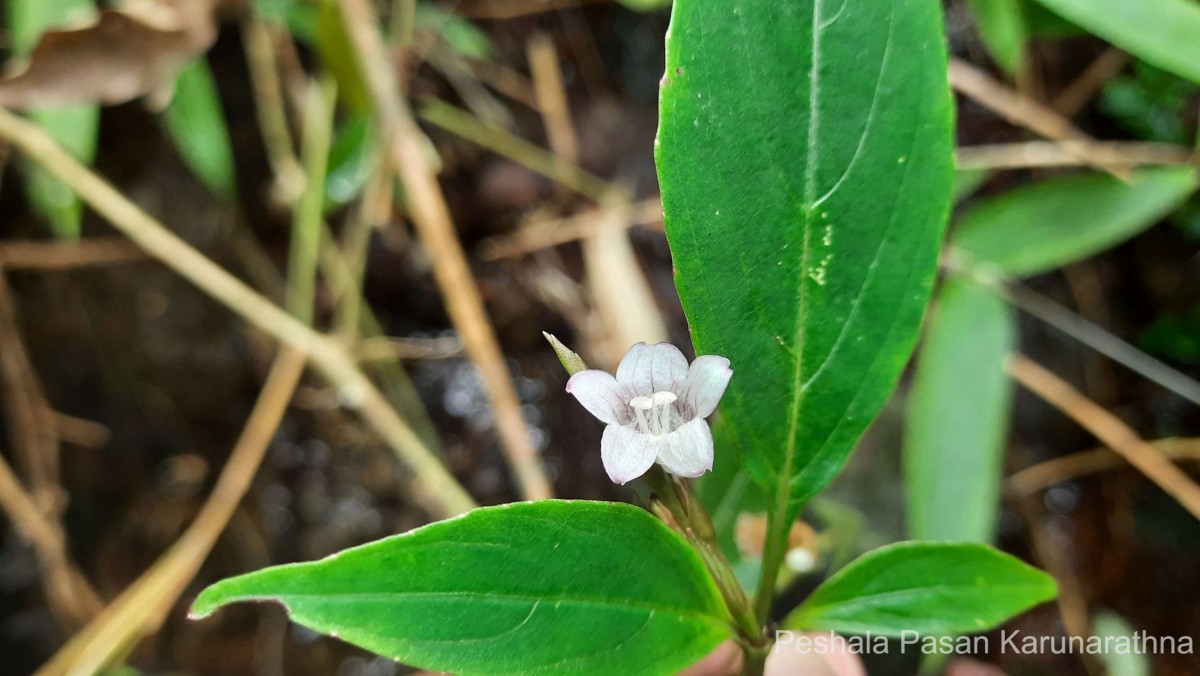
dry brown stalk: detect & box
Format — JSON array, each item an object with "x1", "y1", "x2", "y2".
[
  {"x1": 35, "y1": 347, "x2": 306, "y2": 676},
  {"x1": 0, "y1": 105, "x2": 476, "y2": 519},
  {"x1": 1007, "y1": 355, "x2": 1200, "y2": 521},
  {"x1": 338, "y1": 0, "x2": 554, "y2": 500},
  {"x1": 1006, "y1": 438, "x2": 1200, "y2": 498},
  {"x1": 954, "y1": 141, "x2": 1195, "y2": 171},
  {"x1": 0, "y1": 238, "x2": 147, "y2": 269},
  {"x1": 948, "y1": 58, "x2": 1131, "y2": 178}
]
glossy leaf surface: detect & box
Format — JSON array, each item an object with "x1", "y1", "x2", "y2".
[
  {"x1": 193, "y1": 501, "x2": 732, "y2": 676},
  {"x1": 904, "y1": 276, "x2": 1015, "y2": 543},
  {"x1": 953, "y1": 167, "x2": 1198, "y2": 277},
  {"x1": 785, "y1": 541, "x2": 1057, "y2": 635},
  {"x1": 657, "y1": 0, "x2": 955, "y2": 518}
]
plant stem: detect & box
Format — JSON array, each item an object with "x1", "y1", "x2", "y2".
[
  {"x1": 541, "y1": 339, "x2": 770, "y2": 665},
  {"x1": 644, "y1": 468, "x2": 766, "y2": 652},
  {"x1": 338, "y1": 0, "x2": 554, "y2": 501},
  {"x1": 287, "y1": 74, "x2": 335, "y2": 325},
  {"x1": 754, "y1": 507, "x2": 788, "y2": 622}
]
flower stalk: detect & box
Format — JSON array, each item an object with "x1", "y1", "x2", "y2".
[
  {"x1": 545, "y1": 334, "x2": 770, "y2": 668},
  {"x1": 643, "y1": 467, "x2": 767, "y2": 655}
]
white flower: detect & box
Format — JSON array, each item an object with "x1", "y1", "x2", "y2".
[{"x1": 566, "y1": 342, "x2": 732, "y2": 484}]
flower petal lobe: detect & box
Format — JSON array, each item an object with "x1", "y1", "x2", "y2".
[
  {"x1": 683, "y1": 355, "x2": 732, "y2": 418},
  {"x1": 601, "y1": 424, "x2": 656, "y2": 484},
  {"x1": 566, "y1": 370, "x2": 628, "y2": 425},
  {"x1": 655, "y1": 419, "x2": 714, "y2": 478}
]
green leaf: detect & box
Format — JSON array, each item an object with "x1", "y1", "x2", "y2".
[
  {"x1": 24, "y1": 107, "x2": 98, "y2": 238},
  {"x1": 617, "y1": 0, "x2": 673, "y2": 11},
  {"x1": 656, "y1": 0, "x2": 955, "y2": 519},
  {"x1": 904, "y1": 276, "x2": 1014, "y2": 543},
  {"x1": 7, "y1": 0, "x2": 98, "y2": 239},
  {"x1": 1142, "y1": 303, "x2": 1200, "y2": 363},
  {"x1": 952, "y1": 167, "x2": 1199, "y2": 277},
  {"x1": 1100, "y1": 61, "x2": 1197, "y2": 145},
  {"x1": 164, "y1": 59, "x2": 238, "y2": 200},
  {"x1": 7, "y1": 0, "x2": 92, "y2": 53},
  {"x1": 324, "y1": 113, "x2": 374, "y2": 210},
  {"x1": 191, "y1": 500, "x2": 732, "y2": 676},
  {"x1": 1092, "y1": 610, "x2": 1150, "y2": 676},
  {"x1": 254, "y1": 0, "x2": 317, "y2": 42},
  {"x1": 967, "y1": 0, "x2": 1028, "y2": 75},
  {"x1": 1028, "y1": 0, "x2": 1200, "y2": 84},
  {"x1": 784, "y1": 541, "x2": 1057, "y2": 636},
  {"x1": 1021, "y1": 0, "x2": 1082, "y2": 37},
  {"x1": 314, "y1": 0, "x2": 371, "y2": 113},
  {"x1": 414, "y1": 5, "x2": 494, "y2": 60}
]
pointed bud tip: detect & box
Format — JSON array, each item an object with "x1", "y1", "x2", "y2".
[{"x1": 544, "y1": 332, "x2": 589, "y2": 376}]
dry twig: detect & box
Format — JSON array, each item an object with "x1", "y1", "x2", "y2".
[
  {"x1": 954, "y1": 141, "x2": 1195, "y2": 171},
  {"x1": 460, "y1": 0, "x2": 610, "y2": 19},
  {"x1": 0, "y1": 238, "x2": 147, "y2": 269},
  {"x1": 241, "y1": 14, "x2": 306, "y2": 206},
  {"x1": 35, "y1": 347, "x2": 306, "y2": 676},
  {"x1": 0, "y1": 448, "x2": 101, "y2": 627},
  {"x1": 1005, "y1": 282, "x2": 1200, "y2": 408},
  {"x1": 420, "y1": 98, "x2": 611, "y2": 202},
  {"x1": 1052, "y1": 48, "x2": 1131, "y2": 117},
  {"x1": 0, "y1": 270, "x2": 61, "y2": 502},
  {"x1": 948, "y1": 58, "x2": 1130, "y2": 177},
  {"x1": 338, "y1": 0, "x2": 553, "y2": 500},
  {"x1": 357, "y1": 335, "x2": 464, "y2": 362},
  {"x1": 51, "y1": 411, "x2": 112, "y2": 450},
  {"x1": 1007, "y1": 438, "x2": 1200, "y2": 498},
  {"x1": 1007, "y1": 355, "x2": 1200, "y2": 521},
  {"x1": 0, "y1": 105, "x2": 475, "y2": 518},
  {"x1": 479, "y1": 198, "x2": 663, "y2": 260}
]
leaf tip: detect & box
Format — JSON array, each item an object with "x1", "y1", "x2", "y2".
[{"x1": 187, "y1": 586, "x2": 222, "y2": 620}]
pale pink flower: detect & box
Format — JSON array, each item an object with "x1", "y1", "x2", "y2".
[{"x1": 566, "y1": 342, "x2": 732, "y2": 484}]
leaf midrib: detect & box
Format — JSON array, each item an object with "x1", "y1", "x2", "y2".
[
  {"x1": 242, "y1": 589, "x2": 731, "y2": 628},
  {"x1": 799, "y1": 580, "x2": 1053, "y2": 621}
]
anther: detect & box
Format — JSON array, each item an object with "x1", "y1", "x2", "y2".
[{"x1": 630, "y1": 396, "x2": 654, "y2": 410}]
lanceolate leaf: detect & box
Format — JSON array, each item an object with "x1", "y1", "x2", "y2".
[
  {"x1": 657, "y1": 0, "x2": 954, "y2": 519},
  {"x1": 1028, "y1": 0, "x2": 1200, "y2": 84},
  {"x1": 953, "y1": 167, "x2": 1198, "y2": 278},
  {"x1": 967, "y1": 0, "x2": 1028, "y2": 75},
  {"x1": 784, "y1": 542, "x2": 1057, "y2": 636},
  {"x1": 192, "y1": 501, "x2": 732, "y2": 676},
  {"x1": 165, "y1": 59, "x2": 237, "y2": 200},
  {"x1": 7, "y1": 0, "x2": 97, "y2": 239},
  {"x1": 904, "y1": 276, "x2": 1015, "y2": 543}
]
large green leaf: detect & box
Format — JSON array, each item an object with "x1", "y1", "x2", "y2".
[
  {"x1": 192, "y1": 500, "x2": 732, "y2": 676},
  {"x1": 1029, "y1": 0, "x2": 1200, "y2": 84},
  {"x1": 784, "y1": 541, "x2": 1057, "y2": 635},
  {"x1": 656, "y1": 0, "x2": 954, "y2": 518},
  {"x1": 7, "y1": 0, "x2": 98, "y2": 239},
  {"x1": 904, "y1": 276, "x2": 1015, "y2": 543},
  {"x1": 953, "y1": 167, "x2": 1198, "y2": 278},
  {"x1": 165, "y1": 59, "x2": 237, "y2": 200}
]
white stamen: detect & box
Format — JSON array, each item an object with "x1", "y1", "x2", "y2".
[{"x1": 628, "y1": 390, "x2": 682, "y2": 437}]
